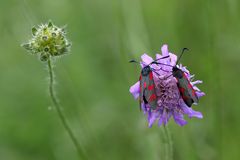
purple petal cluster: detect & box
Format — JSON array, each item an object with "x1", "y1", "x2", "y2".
[{"x1": 129, "y1": 44, "x2": 205, "y2": 127}]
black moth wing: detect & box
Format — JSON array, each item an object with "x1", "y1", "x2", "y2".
[
  {"x1": 177, "y1": 72, "x2": 198, "y2": 107},
  {"x1": 139, "y1": 71, "x2": 158, "y2": 110}
]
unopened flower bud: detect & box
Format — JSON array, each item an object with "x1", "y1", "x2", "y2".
[{"x1": 22, "y1": 21, "x2": 71, "y2": 61}]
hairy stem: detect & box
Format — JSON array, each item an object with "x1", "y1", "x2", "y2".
[{"x1": 47, "y1": 59, "x2": 87, "y2": 160}]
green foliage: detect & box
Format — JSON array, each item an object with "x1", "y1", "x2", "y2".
[{"x1": 0, "y1": 0, "x2": 239, "y2": 160}]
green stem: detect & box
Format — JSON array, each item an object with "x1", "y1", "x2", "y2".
[
  {"x1": 160, "y1": 126, "x2": 173, "y2": 160},
  {"x1": 160, "y1": 127, "x2": 168, "y2": 160},
  {"x1": 47, "y1": 59, "x2": 87, "y2": 160},
  {"x1": 164, "y1": 126, "x2": 173, "y2": 160}
]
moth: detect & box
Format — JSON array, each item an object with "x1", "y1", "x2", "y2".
[
  {"x1": 130, "y1": 56, "x2": 169, "y2": 110},
  {"x1": 165, "y1": 48, "x2": 198, "y2": 107},
  {"x1": 152, "y1": 48, "x2": 199, "y2": 107}
]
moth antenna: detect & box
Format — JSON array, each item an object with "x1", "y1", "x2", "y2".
[
  {"x1": 151, "y1": 62, "x2": 173, "y2": 67},
  {"x1": 129, "y1": 59, "x2": 139, "y2": 63},
  {"x1": 150, "y1": 55, "x2": 170, "y2": 64},
  {"x1": 164, "y1": 74, "x2": 173, "y2": 80},
  {"x1": 130, "y1": 55, "x2": 171, "y2": 66},
  {"x1": 176, "y1": 48, "x2": 189, "y2": 65},
  {"x1": 149, "y1": 55, "x2": 173, "y2": 67}
]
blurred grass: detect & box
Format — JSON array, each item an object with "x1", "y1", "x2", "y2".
[{"x1": 0, "y1": 0, "x2": 240, "y2": 159}]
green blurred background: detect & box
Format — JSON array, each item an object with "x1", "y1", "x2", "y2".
[{"x1": 0, "y1": 0, "x2": 239, "y2": 159}]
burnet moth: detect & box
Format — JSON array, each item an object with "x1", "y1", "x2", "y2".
[
  {"x1": 130, "y1": 55, "x2": 169, "y2": 110},
  {"x1": 159, "y1": 48, "x2": 198, "y2": 107}
]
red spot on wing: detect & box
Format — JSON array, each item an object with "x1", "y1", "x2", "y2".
[
  {"x1": 149, "y1": 94, "x2": 157, "y2": 102},
  {"x1": 148, "y1": 84, "x2": 154, "y2": 91},
  {"x1": 179, "y1": 87, "x2": 185, "y2": 94},
  {"x1": 183, "y1": 73, "x2": 188, "y2": 78},
  {"x1": 181, "y1": 74, "x2": 197, "y2": 100},
  {"x1": 139, "y1": 75, "x2": 142, "y2": 80},
  {"x1": 149, "y1": 72, "x2": 153, "y2": 80},
  {"x1": 144, "y1": 82, "x2": 147, "y2": 88},
  {"x1": 192, "y1": 89, "x2": 197, "y2": 97},
  {"x1": 179, "y1": 87, "x2": 188, "y2": 101}
]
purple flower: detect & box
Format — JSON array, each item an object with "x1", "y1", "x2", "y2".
[{"x1": 129, "y1": 44, "x2": 205, "y2": 127}]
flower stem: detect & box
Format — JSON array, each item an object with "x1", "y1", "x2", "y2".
[
  {"x1": 47, "y1": 59, "x2": 87, "y2": 160},
  {"x1": 160, "y1": 126, "x2": 173, "y2": 160},
  {"x1": 164, "y1": 126, "x2": 173, "y2": 160}
]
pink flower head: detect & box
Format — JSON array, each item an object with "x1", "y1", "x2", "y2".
[{"x1": 129, "y1": 44, "x2": 205, "y2": 127}]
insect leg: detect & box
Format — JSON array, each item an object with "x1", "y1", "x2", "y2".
[
  {"x1": 151, "y1": 69, "x2": 161, "y2": 77},
  {"x1": 164, "y1": 74, "x2": 173, "y2": 80}
]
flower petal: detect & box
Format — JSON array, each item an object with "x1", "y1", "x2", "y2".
[
  {"x1": 141, "y1": 53, "x2": 153, "y2": 67},
  {"x1": 155, "y1": 54, "x2": 169, "y2": 70},
  {"x1": 179, "y1": 65, "x2": 190, "y2": 75},
  {"x1": 155, "y1": 53, "x2": 163, "y2": 60},
  {"x1": 141, "y1": 103, "x2": 147, "y2": 115},
  {"x1": 173, "y1": 111, "x2": 187, "y2": 126},
  {"x1": 156, "y1": 44, "x2": 171, "y2": 71},
  {"x1": 196, "y1": 91, "x2": 205, "y2": 98},
  {"x1": 181, "y1": 104, "x2": 203, "y2": 119},
  {"x1": 158, "y1": 109, "x2": 171, "y2": 126},
  {"x1": 161, "y1": 44, "x2": 169, "y2": 57},
  {"x1": 191, "y1": 80, "x2": 203, "y2": 85},
  {"x1": 129, "y1": 81, "x2": 140, "y2": 99},
  {"x1": 169, "y1": 52, "x2": 177, "y2": 66},
  {"x1": 193, "y1": 86, "x2": 201, "y2": 92},
  {"x1": 148, "y1": 111, "x2": 159, "y2": 127}
]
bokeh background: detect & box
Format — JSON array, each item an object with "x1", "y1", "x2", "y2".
[{"x1": 0, "y1": 0, "x2": 240, "y2": 160}]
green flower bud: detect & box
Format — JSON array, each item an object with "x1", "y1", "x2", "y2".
[
  {"x1": 40, "y1": 52, "x2": 49, "y2": 61},
  {"x1": 32, "y1": 27, "x2": 37, "y2": 36},
  {"x1": 22, "y1": 21, "x2": 71, "y2": 61}
]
